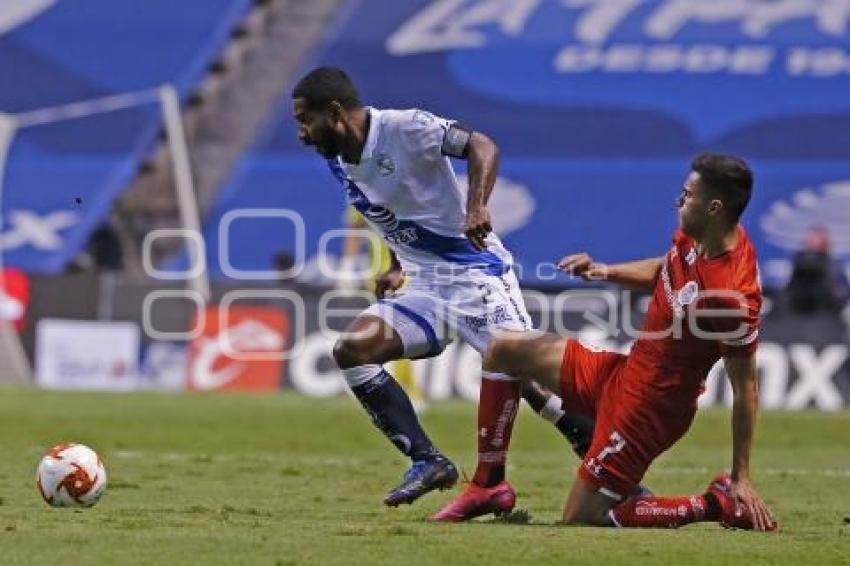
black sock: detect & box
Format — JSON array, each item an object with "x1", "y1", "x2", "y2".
[
  {"x1": 350, "y1": 370, "x2": 442, "y2": 462},
  {"x1": 703, "y1": 492, "x2": 722, "y2": 520},
  {"x1": 553, "y1": 413, "x2": 595, "y2": 458},
  {"x1": 521, "y1": 382, "x2": 595, "y2": 459}
]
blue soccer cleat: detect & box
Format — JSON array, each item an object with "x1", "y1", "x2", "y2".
[{"x1": 384, "y1": 458, "x2": 459, "y2": 507}]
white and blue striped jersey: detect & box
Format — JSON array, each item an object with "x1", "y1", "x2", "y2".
[{"x1": 327, "y1": 107, "x2": 513, "y2": 277}]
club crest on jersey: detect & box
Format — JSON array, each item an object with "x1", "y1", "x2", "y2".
[
  {"x1": 677, "y1": 281, "x2": 699, "y2": 306},
  {"x1": 376, "y1": 154, "x2": 395, "y2": 177},
  {"x1": 412, "y1": 110, "x2": 435, "y2": 126},
  {"x1": 463, "y1": 305, "x2": 513, "y2": 333},
  {"x1": 685, "y1": 248, "x2": 697, "y2": 265}
]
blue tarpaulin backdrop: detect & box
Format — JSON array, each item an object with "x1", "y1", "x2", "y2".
[
  {"x1": 0, "y1": 0, "x2": 251, "y2": 273},
  {"x1": 206, "y1": 0, "x2": 850, "y2": 288}
]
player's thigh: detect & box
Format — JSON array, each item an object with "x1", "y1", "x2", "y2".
[
  {"x1": 357, "y1": 290, "x2": 450, "y2": 362},
  {"x1": 484, "y1": 331, "x2": 568, "y2": 392},
  {"x1": 448, "y1": 269, "x2": 534, "y2": 350},
  {"x1": 333, "y1": 314, "x2": 404, "y2": 367},
  {"x1": 445, "y1": 272, "x2": 566, "y2": 388},
  {"x1": 560, "y1": 340, "x2": 627, "y2": 415}
]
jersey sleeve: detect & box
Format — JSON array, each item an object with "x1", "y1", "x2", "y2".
[
  {"x1": 706, "y1": 265, "x2": 761, "y2": 358},
  {"x1": 396, "y1": 109, "x2": 455, "y2": 163},
  {"x1": 716, "y1": 290, "x2": 760, "y2": 358}
]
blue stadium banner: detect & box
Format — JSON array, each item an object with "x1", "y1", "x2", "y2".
[
  {"x1": 0, "y1": 0, "x2": 252, "y2": 273},
  {"x1": 211, "y1": 1, "x2": 850, "y2": 287}
]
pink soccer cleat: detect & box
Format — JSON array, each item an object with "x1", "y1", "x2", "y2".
[
  {"x1": 430, "y1": 481, "x2": 516, "y2": 522},
  {"x1": 706, "y1": 472, "x2": 778, "y2": 532}
]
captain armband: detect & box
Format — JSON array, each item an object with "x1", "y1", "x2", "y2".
[{"x1": 440, "y1": 122, "x2": 473, "y2": 159}]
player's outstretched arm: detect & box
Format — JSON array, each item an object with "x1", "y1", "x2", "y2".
[
  {"x1": 464, "y1": 131, "x2": 499, "y2": 250},
  {"x1": 557, "y1": 253, "x2": 664, "y2": 290},
  {"x1": 724, "y1": 354, "x2": 775, "y2": 531}
]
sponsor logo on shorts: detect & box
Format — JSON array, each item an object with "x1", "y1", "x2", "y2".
[
  {"x1": 385, "y1": 227, "x2": 420, "y2": 245},
  {"x1": 462, "y1": 305, "x2": 513, "y2": 333}
]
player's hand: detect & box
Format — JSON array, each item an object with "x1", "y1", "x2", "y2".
[
  {"x1": 557, "y1": 253, "x2": 608, "y2": 281},
  {"x1": 375, "y1": 268, "x2": 405, "y2": 299},
  {"x1": 465, "y1": 206, "x2": 493, "y2": 251},
  {"x1": 730, "y1": 477, "x2": 776, "y2": 531}
]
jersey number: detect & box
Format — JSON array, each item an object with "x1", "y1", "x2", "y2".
[{"x1": 585, "y1": 431, "x2": 626, "y2": 478}]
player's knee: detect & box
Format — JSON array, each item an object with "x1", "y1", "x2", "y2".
[
  {"x1": 332, "y1": 337, "x2": 372, "y2": 369},
  {"x1": 562, "y1": 495, "x2": 616, "y2": 527},
  {"x1": 561, "y1": 507, "x2": 581, "y2": 525},
  {"x1": 562, "y1": 505, "x2": 611, "y2": 527}
]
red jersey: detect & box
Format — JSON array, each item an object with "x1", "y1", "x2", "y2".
[{"x1": 624, "y1": 226, "x2": 762, "y2": 401}]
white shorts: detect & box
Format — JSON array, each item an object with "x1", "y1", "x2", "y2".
[{"x1": 361, "y1": 268, "x2": 532, "y2": 359}]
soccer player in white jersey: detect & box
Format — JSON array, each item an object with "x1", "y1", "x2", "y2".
[{"x1": 292, "y1": 67, "x2": 591, "y2": 507}]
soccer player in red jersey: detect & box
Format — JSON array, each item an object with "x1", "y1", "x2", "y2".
[{"x1": 433, "y1": 153, "x2": 777, "y2": 531}]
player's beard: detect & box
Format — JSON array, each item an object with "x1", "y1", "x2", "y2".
[
  {"x1": 679, "y1": 211, "x2": 705, "y2": 240},
  {"x1": 315, "y1": 141, "x2": 340, "y2": 159},
  {"x1": 313, "y1": 132, "x2": 341, "y2": 159}
]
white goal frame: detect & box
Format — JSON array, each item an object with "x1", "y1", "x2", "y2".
[{"x1": 0, "y1": 85, "x2": 210, "y2": 383}]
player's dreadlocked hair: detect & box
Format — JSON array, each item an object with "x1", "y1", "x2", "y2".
[
  {"x1": 691, "y1": 153, "x2": 753, "y2": 221},
  {"x1": 292, "y1": 67, "x2": 361, "y2": 110}
]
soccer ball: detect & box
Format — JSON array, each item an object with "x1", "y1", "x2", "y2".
[{"x1": 36, "y1": 443, "x2": 107, "y2": 508}]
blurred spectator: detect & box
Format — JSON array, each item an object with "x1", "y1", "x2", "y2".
[
  {"x1": 89, "y1": 222, "x2": 124, "y2": 270},
  {"x1": 0, "y1": 268, "x2": 30, "y2": 332},
  {"x1": 273, "y1": 251, "x2": 295, "y2": 273},
  {"x1": 70, "y1": 221, "x2": 125, "y2": 272},
  {"x1": 786, "y1": 227, "x2": 849, "y2": 314}
]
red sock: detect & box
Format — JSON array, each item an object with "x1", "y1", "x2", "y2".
[
  {"x1": 610, "y1": 495, "x2": 709, "y2": 528},
  {"x1": 472, "y1": 377, "x2": 520, "y2": 487}
]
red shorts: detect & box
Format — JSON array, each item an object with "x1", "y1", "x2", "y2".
[{"x1": 559, "y1": 340, "x2": 698, "y2": 500}]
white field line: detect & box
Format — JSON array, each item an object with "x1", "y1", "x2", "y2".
[{"x1": 103, "y1": 451, "x2": 850, "y2": 478}]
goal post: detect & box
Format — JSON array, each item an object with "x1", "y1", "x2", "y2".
[{"x1": 0, "y1": 86, "x2": 210, "y2": 384}]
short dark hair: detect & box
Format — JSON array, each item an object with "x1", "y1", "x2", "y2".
[
  {"x1": 691, "y1": 153, "x2": 753, "y2": 221},
  {"x1": 292, "y1": 67, "x2": 361, "y2": 110}
]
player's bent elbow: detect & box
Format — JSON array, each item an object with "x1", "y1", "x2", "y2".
[{"x1": 469, "y1": 131, "x2": 499, "y2": 163}]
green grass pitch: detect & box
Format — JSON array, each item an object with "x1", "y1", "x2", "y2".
[{"x1": 0, "y1": 387, "x2": 848, "y2": 565}]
